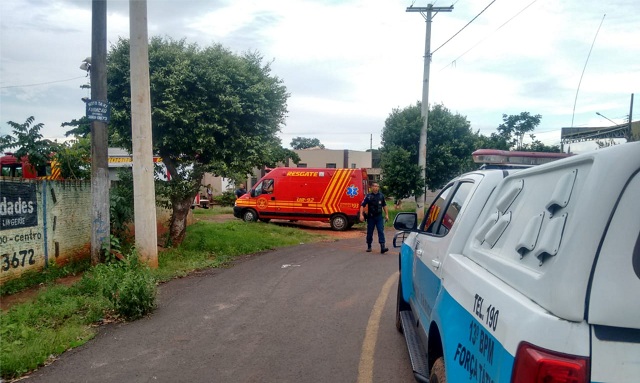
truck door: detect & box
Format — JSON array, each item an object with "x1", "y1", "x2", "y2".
[
  {"x1": 411, "y1": 181, "x2": 475, "y2": 326},
  {"x1": 253, "y1": 178, "x2": 276, "y2": 217}
]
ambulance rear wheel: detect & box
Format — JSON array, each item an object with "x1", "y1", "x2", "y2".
[
  {"x1": 429, "y1": 357, "x2": 446, "y2": 383},
  {"x1": 330, "y1": 214, "x2": 348, "y2": 231},
  {"x1": 243, "y1": 209, "x2": 258, "y2": 222}
]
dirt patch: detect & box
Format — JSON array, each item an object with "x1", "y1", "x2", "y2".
[{"x1": 1, "y1": 274, "x2": 83, "y2": 311}]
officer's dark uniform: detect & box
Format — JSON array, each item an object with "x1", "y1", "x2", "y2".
[{"x1": 361, "y1": 191, "x2": 388, "y2": 253}]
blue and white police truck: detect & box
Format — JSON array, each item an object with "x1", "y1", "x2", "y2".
[{"x1": 393, "y1": 142, "x2": 640, "y2": 383}]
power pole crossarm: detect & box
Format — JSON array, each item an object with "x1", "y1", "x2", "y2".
[{"x1": 406, "y1": 4, "x2": 453, "y2": 220}]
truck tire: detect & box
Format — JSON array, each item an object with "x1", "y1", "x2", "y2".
[
  {"x1": 429, "y1": 357, "x2": 446, "y2": 383},
  {"x1": 243, "y1": 209, "x2": 258, "y2": 222},
  {"x1": 330, "y1": 214, "x2": 349, "y2": 231}
]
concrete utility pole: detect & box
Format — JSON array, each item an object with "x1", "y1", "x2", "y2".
[
  {"x1": 90, "y1": 0, "x2": 110, "y2": 265},
  {"x1": 407, "y1": 4, "x2": 453, "y2": 220},
  {"x1": 130, "y1": 0, "x2": 158, "y2": 267}
]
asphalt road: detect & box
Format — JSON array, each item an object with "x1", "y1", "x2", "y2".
[{"x1": 25, "y1": 234, "x2": 415, "y2": 383}]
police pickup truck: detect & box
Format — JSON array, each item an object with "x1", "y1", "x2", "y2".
[{"x1": 392, "y1": 142, "x2": 640, "y2": 383}]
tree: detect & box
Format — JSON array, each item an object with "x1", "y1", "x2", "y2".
[
  {"x1": 53, "y1": 137, "x2": 92, "y2": 179},
  {"x1": 497, "y1": 112, "x2": 541, "y2": 150},
  {"x1": 106, "y1": 37, "x2": 292, "y2": 245},
  {"x1": 496, "y1": 112, "x2": 560, "y2": 152},
  {"x1": 290, "y1": 137, "x2": 325, "y2": 149},
  {"x1": 381, "y1": 102, "x2": 479, "y2": 197},
  {"x1": 1, "y1": 116, "x2": 57, "y2": 172},
  {"x1": 380, "y1": 103, "x2": 424, "y2": 200}
]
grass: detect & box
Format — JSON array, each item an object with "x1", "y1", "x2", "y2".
[
  {"x1": 0, "y1": 259, "x2": 91, "y2": 296},
  {"x1": 0, "y1": 218, "x2": 323, "y2": 380},
  {"x1": 192, "y1": 205, "x2": 234, "y2": 216}
]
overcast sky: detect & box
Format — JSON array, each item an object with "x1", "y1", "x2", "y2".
[{"x1": 1, "y1": 0, "x2": 638, "y2": 153}]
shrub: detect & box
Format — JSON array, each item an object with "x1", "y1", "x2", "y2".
[
  {"x1": 213, "y1": 190, "x2": 236, "y2": 207},
  {"x1": 92, "y1": 254, "x2": 157, "y2": 320}
]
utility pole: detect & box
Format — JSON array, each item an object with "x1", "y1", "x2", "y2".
[
  {"x1": 407, "y1": 4, "x2": 453, "y2": 220},
  {"x1": 90, "y1": 0, "x2": 110, "y2": 265},
  {"x1": 130, "y1": 0, "x2": 158, "y2": 267}
]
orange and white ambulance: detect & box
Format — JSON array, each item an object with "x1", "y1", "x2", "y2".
[{"x1": 233, "y1": 167, "x2": 368, "y2": 230}]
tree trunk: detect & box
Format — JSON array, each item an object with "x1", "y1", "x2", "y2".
[{"x1": 168, "y1": 196, "x2": 193, "y2": 246}]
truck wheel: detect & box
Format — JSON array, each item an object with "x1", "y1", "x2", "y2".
[
  {"x1": 396, "y1": 279, "x2": 410, "y2": 332},
  {"x1": 330, "y1": 214, "x2": 348, "y2": 231},
  {"x1": 429, "y1": 357, "x2": 446, "y2": 383},
  {"x1": 243, "y1": 209, "x2": 258, "y2": 222}
]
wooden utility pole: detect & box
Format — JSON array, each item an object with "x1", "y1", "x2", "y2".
[
  {"x1": 130, "y1": 0, "x2": 158, "y2": 267},
  {"x1": 406, "y1": 4, "x2": 453, "y2": 220},
  {"x1": 90, "y1": 0, "x2": 110, "y2": 265}
]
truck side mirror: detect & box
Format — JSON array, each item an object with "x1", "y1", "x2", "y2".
[
  {"x1": 394, "y1": 212, "x2": 417, "y2": 231},
  {"x1": 250, "y1": 189, "x2": 256, "y2": 197}
]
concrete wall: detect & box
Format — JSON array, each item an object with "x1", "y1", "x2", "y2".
[
  {"x1": 289, "y1": 149, "x2": 372, "y2": 169},
  {"x1": 1, "y1": 179, "x2": 92, "y2": 284}
]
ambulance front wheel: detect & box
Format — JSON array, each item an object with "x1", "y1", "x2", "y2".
[
  {"x1": 330, "y1": 214, "x2": 349, "y2": 231},
  {"x1": 242, "y1": 209, "x2": 258, "y2": 222}
]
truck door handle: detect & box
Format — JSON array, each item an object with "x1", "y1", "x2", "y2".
[
  {"x1": 271, "y1": 197, "x2": 275, "y2": 200},
  {"x1": 431, "y1": 259, "x2": 441, "y2": 270},
  {"x1": 416, "y1": 249, "x2": 423, "y2": 257}
]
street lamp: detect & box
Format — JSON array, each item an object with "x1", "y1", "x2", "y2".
[
  {"x1": 79, "y1": 57, "x2": 91, "y2": 74},
  {"x1": 596, "y1": 112, "x2": 618, "y2": 126}
]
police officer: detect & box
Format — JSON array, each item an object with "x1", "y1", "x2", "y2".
[{"x1": 360, "y1": 182, "x2": 389, "y2": 253}]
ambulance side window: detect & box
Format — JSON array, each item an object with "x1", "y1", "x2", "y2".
[{"x1": 263, "y1": 179, "x2": 274, "y2": 194}]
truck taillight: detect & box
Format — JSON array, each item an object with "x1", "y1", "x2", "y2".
[{"x1": 512, "y1": 342, "x2": 589, "y2": 383}]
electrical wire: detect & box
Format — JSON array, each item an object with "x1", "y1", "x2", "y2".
[
  {"x1": 0, "y1": 75, "x2": 87, "y2": 89},
  {"x1": 438, "y1": 0, "x2": 538, "y2": 71},
  {"x1": 570, "y1": 14, "x2": 606, "y2": 128},
  {"x1": 431, "y1": 0, "x2": 498, "y2": 56}
]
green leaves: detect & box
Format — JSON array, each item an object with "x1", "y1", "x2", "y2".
[
  {"x1": 106, "y1": 36, "x2": 292, "y2": 245},
  {"x1": 1, "y1": 116, "x2": 57, "y2": 173}
]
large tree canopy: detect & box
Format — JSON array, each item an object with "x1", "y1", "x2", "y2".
[
  {"x1": 381, "y1": 102, "x2": 479, "y2": 196},
  {"x1": 106, "y1": 37, "x2": 292, "y2": 244}
]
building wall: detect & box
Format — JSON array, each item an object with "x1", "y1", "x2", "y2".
[
  {"x1": 289, "y1": 149, "x2": 373, "y2": 169},
  {"x1": 1, "y1": 179, "x2": 92, "y2": 284}
]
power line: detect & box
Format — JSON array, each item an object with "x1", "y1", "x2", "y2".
[
  {"x1": 0, "y1": 76, "x2": 87, "y2": 90},
  {"x1": 571, "y1": 14, "x2": 606, "y2": 128},
  {"x1": 431, "y1": 0, "x2": 498, "y2": 55},
  {"x1": 439, "y1": 0, "x2": 538, "y2": 71}
]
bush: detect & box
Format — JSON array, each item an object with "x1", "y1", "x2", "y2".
[
  {"x1": 213, "y1": 190, "x2": 237, "y2": 207},
  {"x1": 92, "y1": 254, "x2": 157, "y2": 320}
]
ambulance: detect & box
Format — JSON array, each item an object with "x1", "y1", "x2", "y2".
[
  {"x1": 233, "y1": 167, "x2": 368, "y2": 230},
  {"x1": 392, "y1": 143, "x2": 640, "y2": 383}
]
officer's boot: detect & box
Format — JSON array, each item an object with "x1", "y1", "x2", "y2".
[
  {"x1": 366, "y1": 243, "x2": 372, "y2": 252},
  {"x1": 381, "y1": 243, "x2": 389, "y2": 254}
]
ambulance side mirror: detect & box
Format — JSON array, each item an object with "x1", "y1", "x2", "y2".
[{"x1": 393, "y1": 213, "x2": 417, "y2": 231}]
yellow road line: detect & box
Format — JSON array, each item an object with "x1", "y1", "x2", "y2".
[{"x1": 357, "y1": 272, "x2": 397, "y2": 383}]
